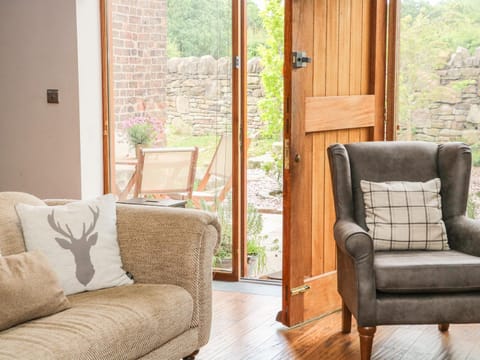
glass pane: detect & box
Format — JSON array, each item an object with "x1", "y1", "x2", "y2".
[
  {"x1": 108, "y1": 0, "x2": 233, "y2": 271},
  {"x1": 397, "y1": 0, "x2": 480, "y2": 219},
  {"x1": 245, "y1": 0, "x2": 284, "y2": 280}
]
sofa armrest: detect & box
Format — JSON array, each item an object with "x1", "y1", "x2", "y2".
[
  {"x1": 116, "y1": 204, "x2": 220, "y2": 348},
  {"x1": 446, "y1": 216, "x2": 480, "y2": 257}
]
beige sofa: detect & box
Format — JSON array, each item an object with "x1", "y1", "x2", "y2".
[{"x1": 0, "y1": 193, "x2": 220, "y2": 360}]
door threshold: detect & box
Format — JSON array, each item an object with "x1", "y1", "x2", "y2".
[{"x1": 213, "y1": 279, "x2": 281, "y2": 297}]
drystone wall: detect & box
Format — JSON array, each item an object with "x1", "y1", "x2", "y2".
[
  {"x1": 409, "y1": 47, "x2": 480, "y2": 144},
  {"x1": 166, "y1": 56, "x2": 265, "y2": 136}
]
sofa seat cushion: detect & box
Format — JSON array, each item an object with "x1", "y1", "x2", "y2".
[
  {"x1": 0, "y1": 284, "x2": 194, "y2": 360},
  {"x1": 375, "y1": 250, "x2": 480, "y2": 293}
]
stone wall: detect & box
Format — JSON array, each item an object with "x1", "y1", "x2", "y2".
[
  {"x1": 166, "y1": 56, "x2": 265, "y2": 136},
  {"x1": 409, "y1": 47, "x2": 480, "y2": 144},
  {"x1": 111, "y1": 0, "x2": 167, "y2": 129}
]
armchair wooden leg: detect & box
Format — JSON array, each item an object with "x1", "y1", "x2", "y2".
[
  {"x1": 358, "y1": 326, "x2": 376, "y2": 360},
  {"x1": 182, "y1": 350, "x2": 199, "y2": 360},
  {"x1": 342, "y1": 301, "x2": 352, "y2": 333},
  {"x1": 438, "y1": 323, "x2": 450, "y2": 332}
]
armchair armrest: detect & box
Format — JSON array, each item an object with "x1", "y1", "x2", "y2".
[
  {"x1": 116, "y1": 204, "x2": 220, "y2": 348},
  {"x1": 445, "y1": 216, "x2": 480, "y2": 257},
  {"x1": 334, "y1": 219, "x2": 373, "y2": 260},
  {"x1": 334, "y1": 219, "x2": 376, "y2": 326}
]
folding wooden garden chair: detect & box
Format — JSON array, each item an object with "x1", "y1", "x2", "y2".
[{"x1": 135, "y1": 147, "x2": 199, "y2": 200}]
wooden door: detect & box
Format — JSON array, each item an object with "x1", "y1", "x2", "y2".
[{"x1": 280, "y1": 0, "x2": 388, "y2": 327}]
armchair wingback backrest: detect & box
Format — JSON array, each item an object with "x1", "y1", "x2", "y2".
[{"x1": 328, "y1": 141, "x2": 471, "y2": 230}]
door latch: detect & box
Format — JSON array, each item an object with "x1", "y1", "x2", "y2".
[
  {"x1": 292, "y1": 51, "x2": 312, "y2": 69},
  {"x1": 290, "y1": 284, "x2": 311, "y2": 296}
]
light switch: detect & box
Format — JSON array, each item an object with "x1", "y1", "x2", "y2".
[{"x1": 47, "y1": 89, "x2": 59, "y2": 104}]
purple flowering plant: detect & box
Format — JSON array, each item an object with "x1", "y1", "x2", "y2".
[{"x1": 122, "y1": 116, "x2": 165, "y2": 147}]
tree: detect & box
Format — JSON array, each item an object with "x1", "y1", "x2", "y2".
[
  {"x1": 258, "y1": 0, "x2": 284, "y2": 140},
  {"x1": 167, "y1": 0, "x2": 265, "y2": 58},
  {"x1": 167, "y1": 0, "x2": 231, "y2": 58}
]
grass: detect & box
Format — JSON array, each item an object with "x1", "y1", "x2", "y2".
[
  {"x1": 166, "y1": 131, "x2": 280, "y2": 171},
  {"x1": 166, "y1": 133, "x2": 218, "y2": 171},
  {"x1": 248, "y1": 137, "x2": 278, "y2": 157}
]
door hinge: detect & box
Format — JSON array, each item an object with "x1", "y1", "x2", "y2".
[
  {"x1": 284, "y1": 139, "x2": 290, "y2": 170},
  {"x1": 292, "y1": 51, "x2": 312, "y2": 69},
  {"x1": 290, "y1": 284, "x2": 311, "y2": 296}
]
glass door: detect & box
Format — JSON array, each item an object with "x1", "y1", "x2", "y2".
[
  {"x1": 244, "y1": 0, "x2": 284, "y2": 280},
  {"x1": 102, "y1": 0, "x2": 240, "y2": 279},
  {"x1": 396, "y1": 0, "x2": 480, "y2": 219}
]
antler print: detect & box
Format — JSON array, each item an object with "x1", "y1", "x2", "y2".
[{"x1": 47, "y1": 205, "x2": 101, "y2": 286}]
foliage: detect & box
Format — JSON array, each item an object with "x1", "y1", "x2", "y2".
[
  {"x1": 247, "y1": 1, "x2": 267, "y2": 57},
  {"x1": 167, "y1": 0, "x2": 231, "y2": 58},
  {"x1": 258, "y1": 0, "x2": 284, "y2": 140},
  {"x1": 167, "y1": 0, "x2": 266, "y2": 58},
  {"x1": 246, "y1": 204, "x2": 268, "y2": 273},
  {"x1": 398, "y1": 0, "x2": 480, "y2": 140},
  {"x1": 467, "y1": 195, "x2": 477, "y2": 219},
  {"x1": 472, "y1": 144, "x2": 480, "y2": 167},
  {"x1": 212, "y1": 200, "x2": 268, "y2": 274},
  {"x1": 212, "y1": 196, "x2": 233, "y2": 267},
  {"x1": 261, "y1": 151, "x2": 283, "y2": 185},
  {"x1": 166, "y1": 133, "x2": 218, "y2": 169},
  {"x1": 450, "y1": 79, "x2": 476, "y2": 92},
  {"x1": 122, "y1": 117, "x2": 164, "y2": 147}
]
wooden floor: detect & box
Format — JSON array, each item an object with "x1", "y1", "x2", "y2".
[{"x1": 198, "y1": 288, "x2": 480, "y2": 360}]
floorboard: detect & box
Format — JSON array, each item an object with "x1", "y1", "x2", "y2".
[{"x1": 197, "y1": 289, "x2": 480, "y2": 360}]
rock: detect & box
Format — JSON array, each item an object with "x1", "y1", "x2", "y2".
[
  {"x1": 199, "y1": 55, "x2": 216, "y2": 75},
  {"x1": 467, "y1": 104, "x2": 480, "y2": 124},
  {"x1": 167, "y1": 57, "x2": 181, "y2": 73},
  {"x1": 432, "y1": 86, "x2": 460, "y2": 104},
  {"x1": 248, "y1": 57, "x2": 264, "y2": 73},
  {"x1": 175, "y1": 96, "x2": 189, "y2": 114},
  {"x1": 448, "y1": 47, "x2": 470, "y2": 68},
  {"x1": 411, "y1": 109, "x2": 431, "y2": 127}
]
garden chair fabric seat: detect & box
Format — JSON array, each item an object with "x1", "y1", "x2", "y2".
[
  {"x1": 375, "y1": 250, "x2": 480, "y2": 293},
  {"x1": 136, "y1": 147, "x2": 198, "y2": 200}
]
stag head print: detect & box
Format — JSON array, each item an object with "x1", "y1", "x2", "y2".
[{"x1": 47, "y1": 206, "x2": 100, "y2": 286}]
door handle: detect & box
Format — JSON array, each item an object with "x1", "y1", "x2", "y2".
[{"x1": 294, "y1": 154, "x2": 301, "y2": 163}]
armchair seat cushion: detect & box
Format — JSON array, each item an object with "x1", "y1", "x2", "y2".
[
  {"x1": 0, "y1": 284, "x2": 194, "y2": 360},
  {"x1": 375, "y1": 250, "x2": 480, "y2": 293}
]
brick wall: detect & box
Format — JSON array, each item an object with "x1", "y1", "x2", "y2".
[{"x1": 111, "y1": 0, "x2": 167, "y2": 142}]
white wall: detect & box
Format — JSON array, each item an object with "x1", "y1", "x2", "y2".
[
  {"x1": 0, "y1": 0, "x2": 103, "y2": 199},
  {"x1": 76, "y1": 0, "x2": 104, "y2": 199}
]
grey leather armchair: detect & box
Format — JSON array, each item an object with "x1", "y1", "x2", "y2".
[{"x1": 328, "y1": 141, "x2": 480, "y2": 360}]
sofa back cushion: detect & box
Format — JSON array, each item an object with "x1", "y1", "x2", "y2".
[{"x1": 0, "y1": 192, "x2": 45, "y2": 256}]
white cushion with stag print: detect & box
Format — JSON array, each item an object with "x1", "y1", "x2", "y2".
[{"x1": 16, "y1": 194, "x2": 133, "y2": 295}]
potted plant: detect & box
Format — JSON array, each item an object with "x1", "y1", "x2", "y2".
[
  {"x1": 122, "y1": 116, "x2": 165, "y2": 158},
  {"x1": 247, "y1": 237, "x2": 267, "y2": 276}
]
